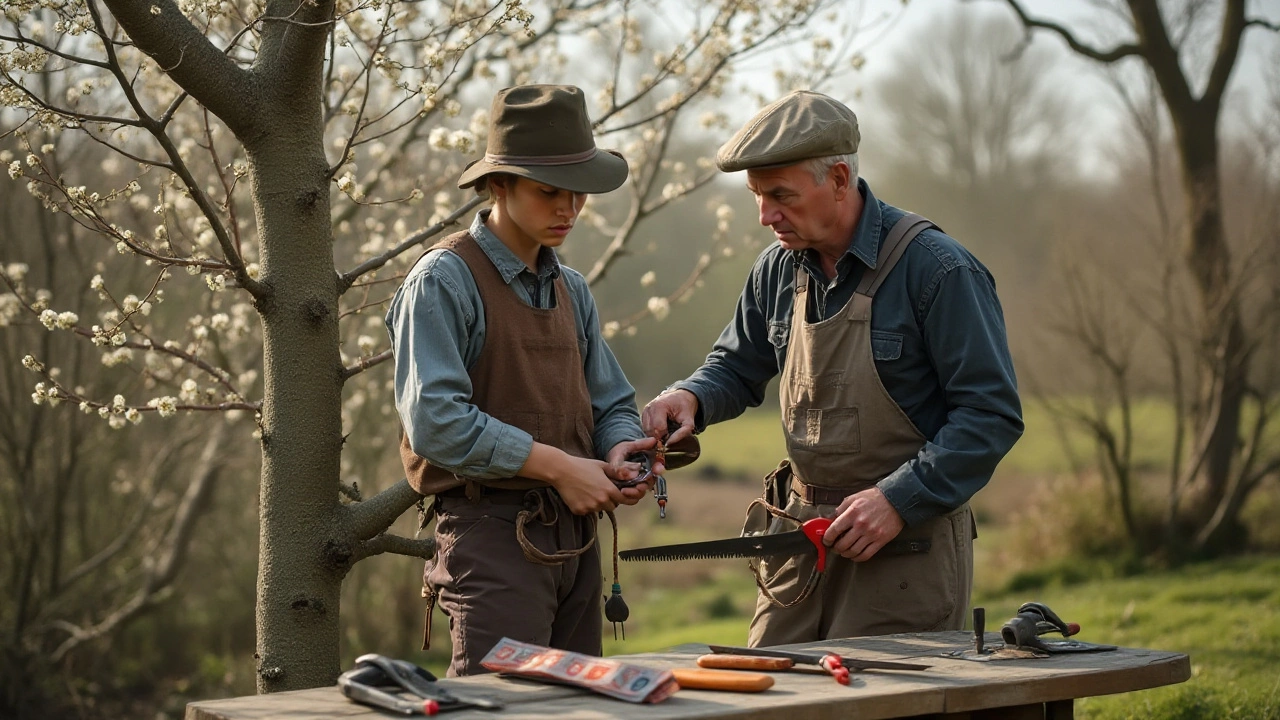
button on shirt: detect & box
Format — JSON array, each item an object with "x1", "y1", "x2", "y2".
[
  {"x1": 385, "y1": 210, "x2": 644, "y2": 479},
  {"x1": 671, "y1": 180, "x2": 1023, "y2": 526}
]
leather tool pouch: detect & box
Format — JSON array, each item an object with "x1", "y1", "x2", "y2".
[{"x1": 742, "y1": 459, "x2": 792, "y2": 537}]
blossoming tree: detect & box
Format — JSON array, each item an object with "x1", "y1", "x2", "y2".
[{"x1": 1, "y1": 0, "x2": 875, "y2": 693}]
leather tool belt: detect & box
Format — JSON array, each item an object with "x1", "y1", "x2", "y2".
[{"x1": 790, "y1": 476, "x2": 872, "y2": 506}]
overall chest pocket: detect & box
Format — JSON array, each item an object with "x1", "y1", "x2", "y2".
[
  {"x1": 785, "y1": 406, "x2": 861, "y2": 453},
  {"x1": 871, "y1": 331, "x2": 904, "y2": 361}
]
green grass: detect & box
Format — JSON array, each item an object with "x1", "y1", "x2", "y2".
[
  {"x1": 692, "y1": 398, "x2": 1280, "y2": 481},
  {"x1": 603, "y1": 552, "x2": 1280, "y2": 719},
  {"x1": 692, "y1": 403, "x2": 1100, "y2": 480}
]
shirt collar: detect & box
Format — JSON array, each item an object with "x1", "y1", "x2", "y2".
[
  {"x1": 845, "y1": 178, "x2": 882, "y2": 270},
  {"x1": 469, "y1": 209, "x2": 562, "y2": 283}
]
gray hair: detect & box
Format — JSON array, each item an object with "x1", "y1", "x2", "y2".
[{"x1": 802, "y1": 153, "x2": 858, "y2": 185}]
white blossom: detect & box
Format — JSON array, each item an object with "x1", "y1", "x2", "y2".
[
  {"x1": 647, "y1": 296, "x2": 671, "y2": 321},
  {"x1": 102, "y1": 347, "x2": 134, "y2": 367},
  {"x1": 640, "y1": 270, "x2": 656, "y2": 287},
  {"x1": 126, "y1": 408, "x2": 142, "y2": 424},
  {"x1": 357, "y1": 335, "x2": 377, "y2": 355},
  {"x1": 602, "y1": 321, "x2": 620, "y2": 339},
  {"x1": 150, "y1": 396, "x2": 178, "y2": 417},
  {"x1": 22, "y1": 355, "x2": 44, "y2": 372},
  {"x1": 180, "y1": 379, "x2": 199, "y2": 402}
]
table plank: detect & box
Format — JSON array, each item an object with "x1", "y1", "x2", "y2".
[{"x1": 185, "y1": 632, "x2": 1190, "y2": 720}]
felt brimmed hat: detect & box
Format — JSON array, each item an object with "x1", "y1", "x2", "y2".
[{"x1": 457, "y1": 84, "x2": 628, "y2": 194}]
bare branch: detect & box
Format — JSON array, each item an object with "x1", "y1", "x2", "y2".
[
  {"x1": 337, "y1": 195, "x2": 484, "y2": 293},
  {"x1": 341, "y1": 349, "x2": 392, "y2": 381},
  {"x1": 999, "y1": 0, "x2": 1142, "y2": 63},
  {"x1": 350, "y1": 533, "x2": 436, "y2": 564},
  {"x1": 49, "y1": 423, "x2": 227, "y2": 662},
  {"x1": 343, "y1": 478, "x2": 422, "y2": 541}
]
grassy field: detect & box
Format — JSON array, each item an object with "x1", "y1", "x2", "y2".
[{"x1": 689, "y1": 401, "x2": 1186, "y2": 480}]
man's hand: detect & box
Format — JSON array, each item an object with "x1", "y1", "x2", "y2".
[
  {"x1": 641, "y1": 389, "x2": 698, "y2": 445},
  {"x1": 822, "y1": 487, "x2": 905, "y2": 562}
]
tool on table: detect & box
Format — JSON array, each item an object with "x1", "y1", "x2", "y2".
[
  {"x1": 1001, "y1": 601, "x2": 1113, "y2": 654},
  {"x1": 949, "y1": 602, "x2": 1115, "y2": 661},
  {"x1": 620, "y1": 517, "x2": 930, "y2": 571},
  {"x1": 338, "y1": 653, "x2": 503, "y2": 715},
  {"x1": 707, "y1": 644, "x2": 931, "y2": 680},
  {"x1": 696, "y1": 654, "x2": 793, "y2": 671},
  {"x1": 973, "y1": 606, "x2": 986, "y2": 655},
  {"x1": 670, "y1": 668, "x2": 774, "y2": 692}
]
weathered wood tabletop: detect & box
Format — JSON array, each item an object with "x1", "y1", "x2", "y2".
[{"x1": 185, "y1": 631, "x2": 1190, "y2": 720}]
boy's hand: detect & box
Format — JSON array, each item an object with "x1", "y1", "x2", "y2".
[{"x1": 606, "y1": 437, "x2": 664, "y2": 500}]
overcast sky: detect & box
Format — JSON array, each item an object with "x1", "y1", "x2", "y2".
[{"x1": 816, "y1": 0, "x2": 1280, "y2": 177}]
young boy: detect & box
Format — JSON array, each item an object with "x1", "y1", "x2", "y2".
[{"x1": 385, "y1": 84, "x2": 659, "y2": 676}]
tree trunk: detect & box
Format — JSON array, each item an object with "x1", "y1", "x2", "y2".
[
  {"x1": 249, "y1": 38, "x2": 345, "y2": 689},
  {"x1": 1170, "y1": 104, "x2": 1250, "y2": 546}
]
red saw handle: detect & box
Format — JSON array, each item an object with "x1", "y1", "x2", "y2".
[{"x1": 800, "y1": 518, "x2": 832, "y2": 572}]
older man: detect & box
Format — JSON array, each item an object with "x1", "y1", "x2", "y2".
[{"x1": 642, "y1": 91, "x2": 1023, "y2": 645}]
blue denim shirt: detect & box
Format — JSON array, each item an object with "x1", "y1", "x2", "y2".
[
  {"x1": 672, "y1": 180, "x2": 1023, "y2": 526},
  {"x1": 385, "y1": 210, "x2": 644, "y2": 479}
]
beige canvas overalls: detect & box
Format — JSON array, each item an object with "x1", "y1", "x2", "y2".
[{"x1": 748, "y1": 214, "x2": 974, "y2": 646}]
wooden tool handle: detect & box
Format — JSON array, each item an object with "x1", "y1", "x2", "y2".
[
  {"x1": 671, "y1": 668, "x2": 775, "y2": 692},
  {"x1": 696, "y1": 654, "x2": 793, "y2": 671}
]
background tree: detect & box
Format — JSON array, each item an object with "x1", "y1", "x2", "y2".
[
  {"x1": 0, "y1": 0, "x2": 875, "y2": 702},
  {"x1": 999, "y1": 0, "x2": 1280, "y2": 555}
]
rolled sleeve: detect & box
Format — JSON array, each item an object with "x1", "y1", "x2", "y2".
[
  {"x1": 877, "y1": 265, "x2": 1024, "y2": 526},
  {"x1": 385, "y1": 251, "x2": 533, "y2": 480}
]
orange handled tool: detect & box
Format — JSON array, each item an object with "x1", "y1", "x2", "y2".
[
  {"x1": 671, "y1": 668, "x2": 774, "y2": 692},
  {"x1": 696, "y1": 654, "x2": 792, "y2": 671}
]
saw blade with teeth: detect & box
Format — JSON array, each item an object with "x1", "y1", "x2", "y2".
[{"x1": 619, "y1": 529, "x2": 816, "y2": 563}]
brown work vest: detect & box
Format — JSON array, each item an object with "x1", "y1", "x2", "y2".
[
  {"x1": 399, "y1": 231, "x2": 596, "y2": 496},
  {"x1": 779, "y1": 214, "x2": 934, "y2": 490}
]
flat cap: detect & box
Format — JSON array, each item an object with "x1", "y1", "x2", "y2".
[{"x1": 716, "y1": 90, "x2": 859, "y2": 172}]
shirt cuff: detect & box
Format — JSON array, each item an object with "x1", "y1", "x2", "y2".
[
  {"x1": 877, "y1": 463, "x2": 930, "y2": 528},
  {"x1": 489, "y1": 423, "x2": 535, "y2": 478}
]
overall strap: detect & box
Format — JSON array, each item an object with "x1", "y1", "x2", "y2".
[{"x1": 854, "y1": 213, "x2": 934, "y2": 299}]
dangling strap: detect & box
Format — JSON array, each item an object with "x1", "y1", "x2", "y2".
[
  {"x1": 744, "y1": 497, "x2": 821, "y2": 608},
  {"x1": 515, "y1": 490, "x2": 598, "y2": 565}
]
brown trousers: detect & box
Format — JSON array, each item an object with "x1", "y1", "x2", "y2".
[
  {"x1": 426, "y1": 490, "x2": 602, "y2": 676},
  {"x1": 747, "y1": 486, "x2": 973, "y2": 647}
]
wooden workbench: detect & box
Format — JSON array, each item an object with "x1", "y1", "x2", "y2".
[{"x1": 185, "y1": 631, "x2": 1190, "y2": 719}]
